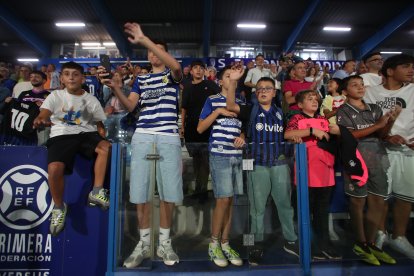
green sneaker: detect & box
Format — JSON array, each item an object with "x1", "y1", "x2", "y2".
[
  {"x1": 209, "y1": 243, "x2": 228, "y2": 267},
  {"x1": 222, "y1": 244, "x2": 243, "y2": 266},
  {"x1": 369, "y1": 245, "x2": 396, "y2": 264},
  {"x1": 88, "y1": 189, "x2": 109, "y2": 210},
  {"x1": 50, "y1": 203, "x2": 67, "y2": 236},
  {"x1": 353, "y1": 244, "x2": 380, "y2": 266}
]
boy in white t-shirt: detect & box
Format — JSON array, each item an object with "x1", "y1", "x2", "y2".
[
  {"x1": 33, "y1": 61, "x2": 111, "y2": 236},
  {"x1": 364, "y1": 54, "x2": 414, "y2": 259}
]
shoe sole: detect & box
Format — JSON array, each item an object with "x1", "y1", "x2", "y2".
[
  {"x1": 211, "y1": 259, "x2": 228, "y2": 267},
  {"x1": 87, "y1": 200, "x2": 109, "y2": 210},
  {"x1": 283, "y1": 246, "x2": 299, "y2": 258},
  {"x1": 322, "y1": 251, "x2": 342, "y2": 260},
  {"x1": 50, "y1": 224, "x2": 65, "y2": 237},
  {"x1": 353, "y1": 249, "x2": 380, "y2": 266},
  {"x1": 229, "y1": 259, "x2": 243, "y2": 266},
  {"x1": 157, "y1": 251, "x2": 179, "y2": 266}
]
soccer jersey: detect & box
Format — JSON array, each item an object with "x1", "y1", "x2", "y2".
[
  {"x1": 131, "y1": 68, "x2": 180, "y2": 136},
  {"x1": 41, "y1": 89, "x2": 106, "y2": 138},
  {"x1": 240, "y1": 104, "x2": 287, "y2": 166},
  {"x1": 85, "y1": 75, "x2": 103, "y2": 103},
  {"x1": 199, "y1": 93, "x2": 243, "y2": 157},
  {"x1": 1, "y1": 90, "x2": 50, "y2": 145},
  {"x1": 364, "y1": 83, "x2": 414, "y2": 142}
]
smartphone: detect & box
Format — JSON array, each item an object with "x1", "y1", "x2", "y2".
[{"x1": 100, "y1": 54, "x2": 113, "y2": 78}]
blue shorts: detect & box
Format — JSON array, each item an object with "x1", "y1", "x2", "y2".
[
  {"x1": 209, "y1": 154, "x2": 243, "y2": 198},
  {"x1": 129, "y1": 133, "x2": 183, "y2": 204}
]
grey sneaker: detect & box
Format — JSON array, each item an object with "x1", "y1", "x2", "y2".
[
  {"x1": 123, "y1": 241, "x2": 150, "y2": 268},
  {"x1": 88, "y1": 189, "x2": 109, "y2": 210},
  {"x1": 50, "y1": 203, "x2": 67, "y2": 236},
  {"x1": 157, "y1": 239, "x2": 179, "y2": 266}
]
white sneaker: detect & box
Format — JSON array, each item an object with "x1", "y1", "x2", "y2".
[
  {"x1": 157, "y1": 239, "x2": 179, "y2": 266},
  {"x1": 389, "y1": 236, "x2": 414, "y2": 259},
  {"x1": 222, "y1": 244, "x2": 243, "y2": 266},
  {"x1": 375, "y1": 230, "x2": 389, "y2": 249},
  {"x1": 123, "y1": 241, "x2": 150, "y2": 268},
  {"x1": 208, "y1": 242, "x2": 228, "y2": 267}
]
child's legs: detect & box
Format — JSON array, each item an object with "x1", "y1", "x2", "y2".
[
  {"x1": 310, "y1": 187, "x2": 333, "y2": 248},
  {"x1": 212, "y1": 197, "x2": 232, "y2": 239},
  {"x1": 48, "y1": 161, "x2": 66, "y2": 207},
  {"x1": 366, "y1": 194, "x2": 386, "y2": 243},
  {"x1": 159, "y1": 200, "x2": 175, "y2": 229},
  {"x1": 220, "y1": 197, "x2": 234, "y2": 241},
  {"x1": 393, "y1": 198, "x2": 412, "y2": 238},
  {"x1": 269, "y1": 164, "x2": 297, "y2": 241},
  {"x1": 248, "y1": 166, "x2": 271, "y2": 242},
  {"x1": 136, "y1": 203, "x2": 150, "y2": 229},
  {"x1": 209, "y1": 154, "x2": 238, "y2": 239},
  {"x1": 94, "y1": 140, "x2": 111, "y2": 187},
  {"x1": 349, "y1": 196, "x2": 367, "y2": 243}
]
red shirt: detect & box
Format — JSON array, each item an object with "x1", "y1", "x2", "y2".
[{"x1": 283, "y1": 79, "x2": 312, "y2": 110}]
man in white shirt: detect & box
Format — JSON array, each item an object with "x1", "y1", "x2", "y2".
[
  {"x1": 361, "y1": 52, "x2": 383, "y2": 87},
  {"x1": 244, "y1": 54, "x2": 271, "y2": 104}
]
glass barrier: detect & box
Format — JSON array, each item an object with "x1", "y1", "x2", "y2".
[{"x1": 246, "y1": 141, "x2": 300, "y2": 267}]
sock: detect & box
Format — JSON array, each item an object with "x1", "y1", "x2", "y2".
[
  {"x1": 53, "y1": 204, "x2": 64, "y2": 210},
  {"x1": 139, "y1": 228, "x2": 150, "y2": 246},
  {"x1": 210, "y1": 236, "x2": 220, "y2": 246},
  {"x1": 92, "y1": 186, "x2": 103, "y2": 195},
  {"x1": 159, "y1": 227, "x2": 170, "y2": 244},
  {"x1": 221, "y1": 241, "x2": 230, "y2": 250}
]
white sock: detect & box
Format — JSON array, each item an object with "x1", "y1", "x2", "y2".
[
  {"x1": 139, "y1": 228, "x2": 150, "y2": 246},
  {"x1": 159, "y1": 227, "x2": 170, "y2": 244},
  {"x1": 221, "y1": 241, "x2": 230, "y2": 250}
]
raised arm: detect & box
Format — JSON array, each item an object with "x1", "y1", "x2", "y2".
[
  {"x1": 124, "y1": 22, "x2": 182, "y2": 81},
  {"x1": 226, "y1": 65, "x2": 244, "y2": 114}
]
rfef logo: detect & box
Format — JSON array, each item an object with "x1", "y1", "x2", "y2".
[{"x1": 0, "y1": 165, "x2": 53, "y2": 230}]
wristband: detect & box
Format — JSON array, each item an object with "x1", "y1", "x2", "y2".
[{"x1": 309, "y1": 127, "x2": 313, "y2": 136}]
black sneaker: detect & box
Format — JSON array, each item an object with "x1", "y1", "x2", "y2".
[
  {"x1": 283, "y1": 240, "x2": 300, "y2": 258},
  {"x1": 248, "y1": 247, "x2": 263, "y2": 266},
  {"x1": 321, "y1": 244, "x2": 342, "y2": 260},
  {"x1": 312, "y1": 248, "x2": 327, "y2": 261}
]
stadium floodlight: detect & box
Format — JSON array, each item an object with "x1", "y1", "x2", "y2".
[
  {"x1": 323, "y1": 26, "x2": 351, "y2": 32},
  {"x1": 237, "y1": 23, "x2": 266, "y2": 29},
  {"x1": 55, "y1": 22, "x2": 85, "y2": 27}
]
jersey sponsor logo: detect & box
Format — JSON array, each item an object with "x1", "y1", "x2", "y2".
[
  {"x1": 220, "y1": 117, "x2": 242, "y2": 127},
  {"x1": 375, "y1": 97, "x2": 407, "y2": 109},
  {"x1": 0, "y1": 165, "x2": 53, "y2": 230},
  {"x1": 141, "y1": 88, "x2": 166, "y2": 99},
  {"x1": 256, "y1": 123, "x2": 283, "y2": 132}
]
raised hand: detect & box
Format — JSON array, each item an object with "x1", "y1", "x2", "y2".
[{"x1": 124, "y1": 22, "x2": 145, "y2": 44}]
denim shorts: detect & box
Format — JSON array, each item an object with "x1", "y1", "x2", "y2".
[
  {"x1": 129, "y1": 133, "x2": 183, "y2": 204},
  {"x1": 209, "y1": 154, "x2": 243, "y2": 198}
]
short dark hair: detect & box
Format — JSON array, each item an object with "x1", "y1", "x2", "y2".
[
  {"x1": 343, "y1": 59, "x2": 356, "y2": 67},
  {"x1": 255, "y1": 54, "x2": 264, "y2": 60},
  {"x1": 381, "y1": 54, "x2": 414, "y2": 77},
  {"x1": 340, "y1": 75, "x2": 363, "y2": 92},
  {"x1": 295, "y1": 89, "x2": 318, "y2": 104},
  {"x1": 30, "y1": 70, "x2": 47, "y2": 80},
  {"x1": 190, "y1": 60, "x2": 205, "y2": 69},
  {"x1": 217, "y1": 65, "x2": 232, "y2": 80},
  {"x1": 256, "y1": 77, "x2": 275, "y2": 88},
  {"x1": 152, "y1": 39, "x2": 168, "y2": 52},
  {"x1": 362, "y1": 52, "x2": 381, "y2": 63},
  {"x1": 61, "y1": 61, "x2": 84, "y2": 74},
  {"x1": 329, "y1": 78, "x2": 343, "y2": 94}
]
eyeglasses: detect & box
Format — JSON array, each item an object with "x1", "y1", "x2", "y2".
[
  {"x1": 256, "y1": 87, "x2": 274, "y2": 93},
  {"x1": 368, "y1": 58, "x2": 383, "y2": 63}
]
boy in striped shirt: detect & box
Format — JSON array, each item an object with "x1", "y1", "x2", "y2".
[
  {"x1": 226, "y1": 72, "x2": 299, "y2": 265},
  {"x1": 198, "y1": 65, "x2": 245, "y2": 267},
  {"x1": 102, "y1": 22, "x2": 183, "y2": 268}
]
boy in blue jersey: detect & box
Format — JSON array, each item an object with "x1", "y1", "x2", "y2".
[
  {"x1": 101, "y1": 22, "x2": 183, "y2": 268},
  {"x1": 197, "y1": 65, "x2": 245, "y2": 267},
  {"x1": 226, "y1": 72, "x2": 299, "y2": 265},
  {"x1": 85, "y1": 66, "x2": 103, "y2": 105}
]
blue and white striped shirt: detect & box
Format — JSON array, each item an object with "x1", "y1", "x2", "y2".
[
  {"x1": 131, "y1": 69, "x2": 180, "y2": 136},
  {"x1": 200, "y1": 93, "x2": 243, "y2": 157}
]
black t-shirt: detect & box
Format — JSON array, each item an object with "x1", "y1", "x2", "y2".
[
  {"x1": 182, "y1": 80, "x2": 220, "y2": 142},
  {"x1": 1, "y1": 89, "x2": 49, "y2": 144}
]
